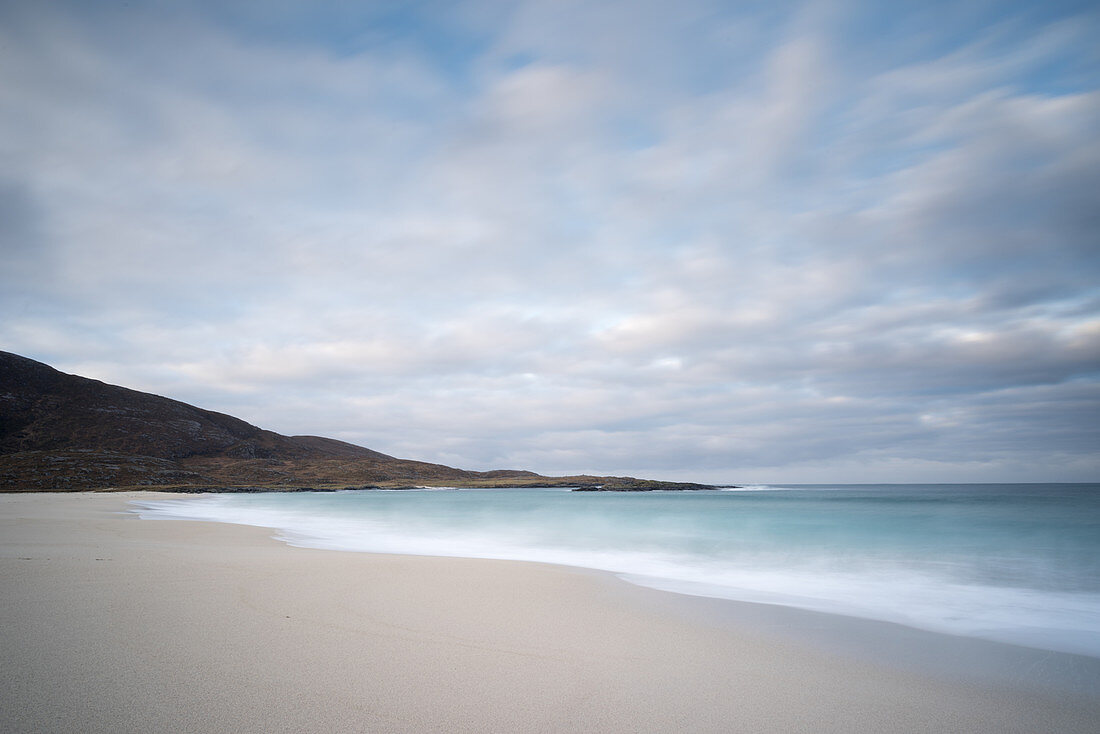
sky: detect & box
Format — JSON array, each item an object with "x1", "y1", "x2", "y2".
[{"x1": 1, "y1": 0, "x2": 1098, "y2": 483}]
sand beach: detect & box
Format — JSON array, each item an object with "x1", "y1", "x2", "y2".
[{"x1": 2, "y1": 492, "x2": 1098, "y2": 733}]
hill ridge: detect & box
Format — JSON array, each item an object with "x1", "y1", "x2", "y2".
[{"x1": 0, "y1": 351, "x2": 715, "y2": 492}]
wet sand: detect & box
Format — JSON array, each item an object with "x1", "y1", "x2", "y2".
[{"x1": 2, "y1": 492, "x2": 1097, "y2": 733}]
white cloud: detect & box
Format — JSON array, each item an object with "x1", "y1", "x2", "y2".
[{"x1": 1, "y1": 0, "x2": 1097, "y2": 482}]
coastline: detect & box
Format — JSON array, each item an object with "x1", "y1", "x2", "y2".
[{"x1": 2, "y1": 492, "x2": 1098, "y2": 733}]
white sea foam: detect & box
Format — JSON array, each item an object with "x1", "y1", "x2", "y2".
[{"x1": 621, "y1": 573, "x2": 1100, "y2": 658}]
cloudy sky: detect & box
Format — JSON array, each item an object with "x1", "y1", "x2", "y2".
[{"x1": 1, "y1": 0, "x2": 1097, "y2": 483}]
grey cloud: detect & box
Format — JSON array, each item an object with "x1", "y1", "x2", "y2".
[{"x1": 0, "y1": 1, "x2": 1097, "y2": 482}]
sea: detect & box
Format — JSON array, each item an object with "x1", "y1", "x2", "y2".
[{"x1": 132, "y1": 483, "x2": 1100, "y2": 659}]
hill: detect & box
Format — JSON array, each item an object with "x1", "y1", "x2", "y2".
[{"x1": 0, "y1": 351, "x2": 713, "y2": 492}]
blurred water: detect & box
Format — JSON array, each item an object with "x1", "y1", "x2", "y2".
[{"x1": 132, "y1": 483, "x2": 1100, "y2": 657}]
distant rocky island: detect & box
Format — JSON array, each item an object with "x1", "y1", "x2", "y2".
[{"x1": 0, "y1": 351, "x2": 719, "y2": 492}]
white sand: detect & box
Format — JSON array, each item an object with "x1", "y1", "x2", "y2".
[{"x1": 2, "y1": 492, "x2": 1097, "y2": 733}]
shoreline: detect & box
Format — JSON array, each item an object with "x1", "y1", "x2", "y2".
[
  {"x1": 132, "y1": 486, "x2": 1100, "y2": 663},
  {"x1": 3, "y1": 492, "x2": 1099, "y2": 733}
]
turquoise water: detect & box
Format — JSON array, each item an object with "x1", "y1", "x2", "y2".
[{"x1": 133, "y1": 484, "x2": 1100, "y2": 657}]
